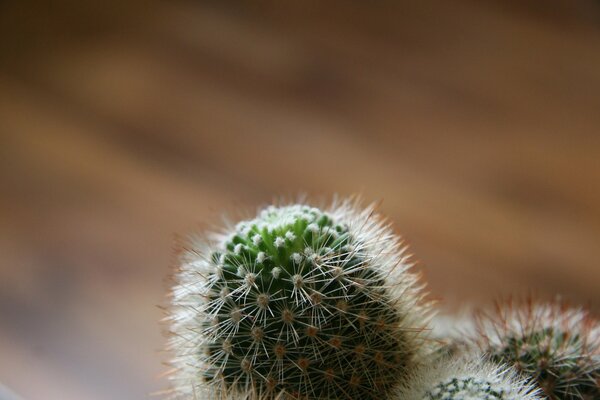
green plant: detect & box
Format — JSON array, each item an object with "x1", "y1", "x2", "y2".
[
  {"x1": 475, "y1": 300, "x2": 600, "y2": 400},
  {"x1": 396, "y1": 355, "x2": 542, "y2": 400},
  {"x1": 167, "y1": 201, "x2": 432, "y2": 399}
]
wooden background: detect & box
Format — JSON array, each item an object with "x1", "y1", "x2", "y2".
[{"x1": 1, "y1": 1, "x2": 599, "y2": 399}]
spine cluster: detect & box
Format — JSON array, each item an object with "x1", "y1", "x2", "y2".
[{"x1": 396, "y1": 356, "x2": 541, "y2": 400}]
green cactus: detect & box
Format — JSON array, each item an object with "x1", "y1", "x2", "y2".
[
  {"x1": 476, "y1": 301, "x2": 600, "y2": 400},
  {"x1": 167, "y1": 202, "x2": 431, "y2": 399},
  {"x1": 396, "y1": 356, "x2": 542, "y2": 400}
]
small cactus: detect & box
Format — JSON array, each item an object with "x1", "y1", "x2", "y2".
[
  {"x1": 167, "y1": 201, "x2": 432, "y2": 399},
  {"x1": 396, "y1": 355, "x2": 542, "y2": 400},
  {"x1": 475, "y1": 300, "x2": 600, "y2": 400}
]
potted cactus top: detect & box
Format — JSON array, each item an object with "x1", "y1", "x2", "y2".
[{"x1": 167, "y1": 201, "x2": 432, "y2": 400}]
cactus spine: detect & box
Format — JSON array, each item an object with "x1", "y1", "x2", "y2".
[
  {"x1": 476, "y1": 301, "x2": 600, "y2": 400},
  {"x1": 396, "y1": 356, "x2": 542, "y2": 400},
  {"x1": 168, "y1": 201, "x2": 431, "y2": 399}
]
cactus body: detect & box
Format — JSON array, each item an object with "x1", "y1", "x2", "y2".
[
  {"x1": 396, "y1": 356, "x2": 542, "y2": 400},
  {"x1": 168, "y1": 201, "x2": 431, "y2": 399},
  {"x1": 476, "y1": 301, "x2": 600, "y2": 400}
]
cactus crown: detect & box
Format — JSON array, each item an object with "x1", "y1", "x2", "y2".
[
  {"x1": 397, "y1": 356, "x2": 542, "y2": 400},
  {"x1": 477, "y1": 301, "x2": 600, "y2": 400},
  {"x1": 425, "y1": 376, "x2": 521, "y2": 400},
  {"x1": 168, "y1": 201, "x2": 431, "y2": 400}
]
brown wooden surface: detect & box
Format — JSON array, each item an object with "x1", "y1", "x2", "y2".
[{"x1": 1, "y1": 1, "x2": 600, "y2": 399}]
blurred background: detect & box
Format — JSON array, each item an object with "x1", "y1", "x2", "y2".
[{"x1": 1, "y1": 0, "x2": 600, "y2": 399}]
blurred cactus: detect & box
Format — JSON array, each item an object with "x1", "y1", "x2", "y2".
[
  {"x1": 475, "y1": 300, "x2": 600, "y2": 400},
  {"x1": 167, "y1": 201, "x2": 432, "y2": 399},
  {"x1": 429, "y1": 311, "x2": 476, "y2": 358},
  {"x1": 396, "y1": 355, "x2": 542, "y2": 400}
]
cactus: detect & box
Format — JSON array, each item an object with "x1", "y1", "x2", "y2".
[
  {"x1": 475, "y1": 300, "x2": 600, "y2": 400},
  {"x1": 396, "y1": 355, "x2": 542, "y2": 400},
  {"x1": 167, "y1": 201, "x2": 432, "y2": 399},
  {"x1": 429, "y1": 312, "x2": 476, "y2": 358}
]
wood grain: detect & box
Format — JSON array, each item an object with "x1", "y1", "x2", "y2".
[{"x1": 1, "y1": 1, "x2": 599, "y2": 399}]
